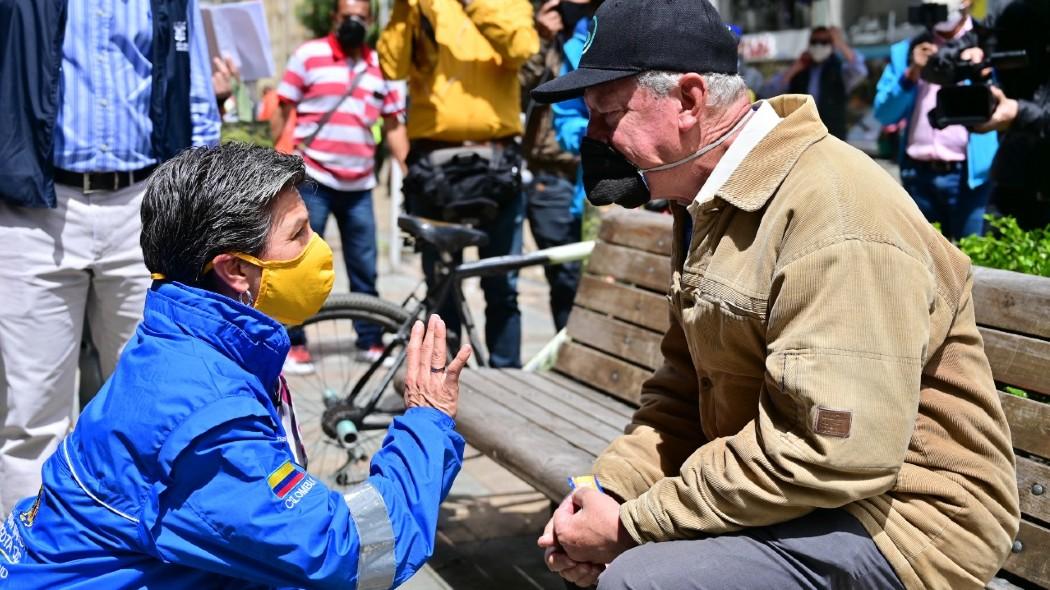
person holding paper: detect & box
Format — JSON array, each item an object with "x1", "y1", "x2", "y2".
[
  {"x1": 0, "y1": 0, "x2": 221, "y2": 517},
  {"x1": 273, "y1": 0, "x2": 410, "y2": 374}
]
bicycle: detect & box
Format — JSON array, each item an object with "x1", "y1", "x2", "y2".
[{"x1": 286, "y1": 214, "x2": 594, "y2": 487}]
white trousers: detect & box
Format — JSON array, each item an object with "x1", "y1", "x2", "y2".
[{"x1": 0, "y1": 182, "x2": 149, "y2": 515}]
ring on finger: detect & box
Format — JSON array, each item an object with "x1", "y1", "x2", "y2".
[{"x1": 430, "y1": 365, "x2": 446, "y2": 373}]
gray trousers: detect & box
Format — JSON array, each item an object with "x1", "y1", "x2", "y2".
[
  {"x1": 0, "y1": 182, "x2": 149, "y2": 516},
  {"x1": 597, "y1": 509, "x2": 904, "y2": 590}
]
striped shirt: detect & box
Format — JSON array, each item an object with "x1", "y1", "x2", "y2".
[
  {"x1": 53, "y1": 0, "x2": 221, "y2": 173},
  {"x1": 278, "y1": 36, "x2": 405, "y2": 191}
]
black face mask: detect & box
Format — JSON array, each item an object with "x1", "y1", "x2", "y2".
[
  {"x1": 337, "y1": 16, "x2": 367, "y2": 53},
  {"x1": 580, "y1": 136, "x2": 650, "y2": 209},
  {"x1": 558, "y1": 2, "x2": 591, "y2": 38}
]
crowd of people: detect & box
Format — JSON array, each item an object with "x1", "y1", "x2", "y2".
[{"x1": 0, "y1": 0, "x2": 1046, "y2": 587}]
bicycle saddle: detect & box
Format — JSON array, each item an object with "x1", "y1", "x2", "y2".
[{"x1": 398, "y1": 215, "x2": 489, "y2": 253}]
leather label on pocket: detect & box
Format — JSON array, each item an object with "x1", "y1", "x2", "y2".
[{"x1": 813, "y1": 407, "x2": 852, "y2": 438}]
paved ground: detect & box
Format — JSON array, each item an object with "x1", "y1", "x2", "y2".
[{"x1": 291, "y1": 177, "x2": 567, "y2": 590}]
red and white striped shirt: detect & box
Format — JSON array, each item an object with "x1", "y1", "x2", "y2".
[{"x1": 278, "y1": 36, "x2": 405, "y2": 191}]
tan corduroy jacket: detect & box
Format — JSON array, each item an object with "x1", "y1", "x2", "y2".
[{"x1": 593, "y1": 96, "x2": 1020, "y2": 589}]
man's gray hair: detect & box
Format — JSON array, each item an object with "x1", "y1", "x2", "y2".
[
  {"x1": 636, "y1": 71, "x2": 748, "y2": 108},
  {"x1": 140, "y1": 143, "x2": 305, "y2": 285}
]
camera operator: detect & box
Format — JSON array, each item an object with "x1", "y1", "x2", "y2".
[
  {"x1": 874, "y1": 0, "x2": 998, "y2": 240},
  {"x1": 925, "y1": 0, "x2": 1050, "y2": 229}
]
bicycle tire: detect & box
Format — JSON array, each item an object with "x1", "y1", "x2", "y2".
[
  {"x1": 286, "y1": 293, "x2": 414, "y2": 488},
  {"x1": 312, "y1": 292, "x2": 412, "y2": 327}
]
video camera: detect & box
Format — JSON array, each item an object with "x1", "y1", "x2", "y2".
[
  {"x1": 908, "y1": 0, "x2": 1042, "y2": 129},
  {"x1": 924, "y1": 49, "x2": 1029, "y2": 129}
]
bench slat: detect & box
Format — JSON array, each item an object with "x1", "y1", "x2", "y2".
[
  {"x1": 586, "y1": 242, "x2": 671, "y2": 293},
  {"x1": 574, "y1": 275, "x2": 671, "y2": 333},
  {"x1": 457, "y1": 376, "x2": 597, "y2": 500},
  {"x1": 598, "y1": 209, "x2": 674, "y2": 256},
  {"x1": 566, "y1": 307, "x2": 665, "y2": 371},
  {"x1": 498, "y1": 370, "x2": 633, "y2": 432},
  {"x1": 973, "y1": 267, "x2": 1050, "y2": 340},
  {"x1": 469, "y1": 369, "x2": 624, "y2": 447},
  {"x1": 999, "y1": 391, "x2": 1050, "y2": 460},
  {"x1": 1017, "y1": 455, "x2": 1050, "y2": 524},
  {"x1": 537, "y1": 371, "x2": 642, "y2": 412},
  {"x1": 463, "y1": 370, "x2": 613, "y2": 457},
  {"x1": 554, "y1": 341, "x2": 653, "y2": 406},
  {"x1": 980, "y1": 327, "x2": 1050, "y2": 396},
  {"x1": 1000, "y1": 519, "x2": 1050, "y2": 588}
]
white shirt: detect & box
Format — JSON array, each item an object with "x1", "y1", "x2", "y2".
[{"x1": 695, "y1": 101, "x2": 783, "y2": 205}]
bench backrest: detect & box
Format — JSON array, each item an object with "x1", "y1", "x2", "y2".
[
  {"x1": 557, "y1": 210, "x2": 1050, "y2": 588},
  {"x1": 554, "y1": 210, "x2": 672, "y2": 406},
  {"x1": 973, "y1": 267, "x2": 1050, "y2": 588}
]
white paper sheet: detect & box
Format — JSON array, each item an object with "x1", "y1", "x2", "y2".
[{"x1": 201, "y1": 1, "x2": 275, "y2": 81}]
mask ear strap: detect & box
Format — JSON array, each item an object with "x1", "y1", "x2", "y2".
[{"x1": 640, "y1": 106, "x2": 756, "y2": 174}]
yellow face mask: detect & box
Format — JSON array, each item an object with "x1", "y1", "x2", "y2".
[{"x1": 232, "y1": 233, "x2": 336, "y2": 326}]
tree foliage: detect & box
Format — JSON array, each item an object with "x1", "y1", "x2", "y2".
[{"x1": 298, "y1": 0, "x2": 337, "y2": 39}]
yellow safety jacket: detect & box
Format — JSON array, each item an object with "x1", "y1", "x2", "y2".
[{"x1": 378, "y1": 0, "x2": 538, "y2": 142}]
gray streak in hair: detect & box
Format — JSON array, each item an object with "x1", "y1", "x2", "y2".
[
  {"x1": 140, "y1": 143, "x2": 305, "y2": 286},
  {"x1": 636, "y1": 71, "x2": 748, "y2": 107}
]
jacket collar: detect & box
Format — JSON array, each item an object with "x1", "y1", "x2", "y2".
[
  {"x1": 142, "y1": 282, "x2": 290, "y2": 388},
  {"x1": 714, "y1": 95, "x2": 828, "y2": 212}
]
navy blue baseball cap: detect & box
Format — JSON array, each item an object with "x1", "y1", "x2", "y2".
[{"x1": 532, "y1": 0, "x2": 739, "y2": 104}]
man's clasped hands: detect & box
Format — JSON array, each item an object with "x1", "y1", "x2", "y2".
[{"x1": 537, "y1": 487, "x2": 638, "y2": 588}]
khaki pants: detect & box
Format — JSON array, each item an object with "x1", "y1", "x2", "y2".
[{"x1": 0, "y1": 182, "x2": 149, "y2": 516}]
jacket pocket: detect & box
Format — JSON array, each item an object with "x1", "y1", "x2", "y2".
[{"x1": 680, "y1": 270, "x2": 767, "y2": 321}]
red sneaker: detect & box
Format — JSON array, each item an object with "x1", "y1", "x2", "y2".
[
  {"x1": 355, "y1": 345, "x2": 394, "y2": 367},
  {"x1": 284, "y1": 344, "x2": 315, "y2": 375}
]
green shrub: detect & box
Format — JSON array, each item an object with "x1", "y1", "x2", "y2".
[
  {"x1": 297, "y1": 0, "x2": 336, "y2": 39},
  {"x1": 220, "y1": 122, "x2": 274, "y2": 148},
  {"x1": 957, "y1": 215, "x2": 1050, "y2": 278}
]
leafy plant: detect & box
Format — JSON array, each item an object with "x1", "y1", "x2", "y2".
[
  {"x1": 297, "y1": 0, "x2": 336, "y2": 39},
  {"x1": 957, "y1": 215, "x2": 1050, "y2": 278},
  {"x1": 220, "y1": 122, "x2": 274, "y2": 148},
  {"x1": 1004, "y1": 386, "x2": 1028, "y2": 399}
]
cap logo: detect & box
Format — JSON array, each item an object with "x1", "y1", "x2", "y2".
[{"x1": 582, "y1": 16, "x2": 598, "y2": 54}]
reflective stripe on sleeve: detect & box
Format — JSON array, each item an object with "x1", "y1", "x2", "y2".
[{"x1": 344, "y1": 482, "x2": 396, "y2": 590}]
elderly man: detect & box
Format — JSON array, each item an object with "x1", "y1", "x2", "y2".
[{"x1": 530, "y1": 1, "x2": 1019, "y2": 589}]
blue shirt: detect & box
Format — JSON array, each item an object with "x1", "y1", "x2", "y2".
[
  {"x1": 3, "y1": 282, "x2": 464, "y2": 588},
  {"x1": 551, "y1": 17, "x2": 593, "y2": 218},
  {"x1": 53, "y1": 0, "x2": 221, "y2": 173}
]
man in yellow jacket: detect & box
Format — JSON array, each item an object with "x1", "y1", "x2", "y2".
[
  {"x1": 530, "y1": 0, "x2": 1019, "y2": 588},
  {"x1": 378, "y1": 0, "x2": 538, "y2": 368}
]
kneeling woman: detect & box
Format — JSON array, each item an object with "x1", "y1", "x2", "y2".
[{"x1": 3, "y1": 144, "x2": 471, "y2": 589}]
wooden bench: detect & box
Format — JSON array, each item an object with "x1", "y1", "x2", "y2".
[{"x1": 456, "y1": 210, "x2": 1050, "y2": 589}]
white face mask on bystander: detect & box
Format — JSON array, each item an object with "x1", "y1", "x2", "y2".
[
  {"x1": 808, "y1": 43, "x2": 833, "y2": 63},
  {"x1": 932, "y1": 0, "x2": 966, "y2": 33}
]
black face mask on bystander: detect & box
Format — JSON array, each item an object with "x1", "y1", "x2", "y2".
[
  {"x1": 558, "y1": 2, "x2": 592, "y2": 38},
  {"x1": 337, "y1": 16, "x2": 367, "y2": 53}
]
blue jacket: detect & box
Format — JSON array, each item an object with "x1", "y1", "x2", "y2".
[
  {"x1": 0, "y1": 0, "x2": 194, "y2": 208},
  {"x1": 1, "y1": 282, "x2": 464, "y2": 589},
  {"x1": 551, "y1": 17, "x2": 592, "y2": 219},
  {"x1": 873, "y1": 38, "x2": 998, "y2": 190}
]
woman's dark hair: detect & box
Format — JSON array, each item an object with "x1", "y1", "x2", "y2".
[{"x1": 140, "y1": 143, "x2": 305, "y2": 285}]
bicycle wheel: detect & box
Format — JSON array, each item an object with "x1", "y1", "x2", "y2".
[{"x1": 287, "y1": 293, "x2": 413, "y2": 489}]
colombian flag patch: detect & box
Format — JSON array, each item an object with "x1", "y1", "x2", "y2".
[{"x1": 268, "y1": 460, "x2": 306, "y2": 499}]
